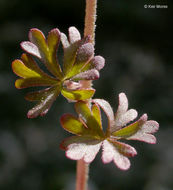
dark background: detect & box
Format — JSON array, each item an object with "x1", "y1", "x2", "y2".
[{"x1": 0, "y1": 0, "x2": 173, "y2": 190}]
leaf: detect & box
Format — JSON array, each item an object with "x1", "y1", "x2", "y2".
[
  {"x1": 65, "y1": 43, "x2": 94, "y2": 78},
  {"x1": 89, "y1": 56, "x2": 105, "y2": 71},
  {"x1": 12, "y1": 54, "x2": 59, "y2": 89},
  {"x1": 60, "y1": 114, "x2": 88, "y2": 135},
  {"x1": 27, "y1": 86, "x2": 60, "y2": 118},
  {"x1": 93, "y1": 99, "x2": 114, "y2": 131},
  {"x1": 113, "y1": 93, "x2": 138, "y2": 132},
  {"x1": 23, "y1": 28, "x2": 62, "y2": 78},
  {"x1": 75, "y1": 102, "x2": 104, "y2": 138},
  {"x1": 15, "y1": 77, "x2": 58, "y2": 89},
  {"x1": 126, "y1": 115, "x2": 159, "y2": 144},
  {"x1": 112, "y1": 114, "x2": 147, "y2": 138},
  {"x1": 61, "y1": 27, "x2": 84, "y2": 76},
  {"x1": 61, "y1": 88, "x2": 95, "y2": 101},
  {"x1": 25, "y1": 85, "x2": 61, "y2": 101},
  {"x1": 102, "y1": 140, "x2": 136, "y2": 170},
  {"x1": 21, "y1": 41, "x2": 41, "y2": 58},
  {"x1": 92, "y1": 104, "x2": 102, "y2": 128},
  {"x1": 68, "y1": 26, "x2": 81, "y2": 44},
  {"x1": 71, "y1": 69, "x2": 99, "y2": 81},
  {"x1": 113, "y1": 114, "x2": 159, "y2": 144},
  {"x1": 60, "y1": 136, "x2": 102, "y2": 163}
]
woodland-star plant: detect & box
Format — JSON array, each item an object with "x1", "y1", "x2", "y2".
[{"x1": 12, "y1": 0, "x2": 159, "y2": 189}]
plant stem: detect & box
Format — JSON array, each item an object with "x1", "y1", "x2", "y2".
[
  {"x1": 75, "y1": 1, "x2": 97, "y2": 190},
  {"x1": 84, "y1": 0, "x2": 97, "y2": 45},
  {"x1": 76, "y1": 159, "x2": 89, "y2": 190},
  {"x1": 81, "y1": 0, "x2": 97, "y2": 89}
]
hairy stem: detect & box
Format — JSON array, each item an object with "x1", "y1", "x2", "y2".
[
  {"x1": 84, "y1": 0, "x2": 97, "y2": 45},
  {"x1": 75, "y1": 1, "x2": 97, "y2": 190},
  {"x1": 76, "y1": 159, "x2": 89, "y2": 190},
  {"x1": 81, "y1": 0, "x2": 97, "y2": 89}
]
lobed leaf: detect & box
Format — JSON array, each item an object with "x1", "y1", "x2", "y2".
[
  {"x1": 75, "y1": 102, "x2": 104, "y2": 138},
  {"x1": 93, "y1": 99, "x2": 114, "y2": 131},
  {"x1": 61, "y1": 27, "x2": 84, "y2": 76},
  {"x1": 112, "y1": 114, "x2": 147, "y2": 138},
  {"x1": 27, "y1": 86, "x2": 60, "y2": 118},
  {"x1": 89, "y1": 56, "x2": 105, "y2": 71},
  {"x1": 23, "y1": 28, "x2": 62, "y2": 79},
  {"x1": 65, "y1": 43, "x2": 94, "y2": 79},
  {"x1": 60, "y1": 136, "x2": 102, "y2": 163},
  {"x1": 15, "y1": 77, "x2": 57, "y2": 89},
  {"x1": 61, "y1": 88, "x2": 95, "y2": 101},
  {"x1": 102, "y1": 140, "x2": 135, "y2": 170},
  {"x1": 12, "y1": 54, "x2": 58, "y2": 89},
  {"x1": 60, "y1": 114, "x2": 88, "y2": 136},
  {"x1": 25, "y1": 85, "x2": 61, "y2": 101},
  {"x1": 113, "y1": 93, "x2": 138, "y2": 132},
  {"x1": 71, "y1": 69, "x2": 99, "y2": 81},
  {"x1": 68, "y1": 27, "x2": 81, "y2": 44}
]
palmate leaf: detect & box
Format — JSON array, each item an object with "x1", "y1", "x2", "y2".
[
  {"x1": 61, "y1": 88, "x2": 95, "y2": 101},
  {"x1": 60, "y1": 136, "x2": 102, "y2": 163},
  {"x1": 12, "y1": 27, "x2": 106, "y2": 117},
  {"x1": 102, "y1": 140, "x2": 137, "y2": 170},
  {"x1": 61, "y1": 101, "x2": 104, "y2": 139},
  {"x1": 60, "y1": 94, "x2": 159, "y2": 170},
  {"x1": 112, "y1": 114, "x2": 159, "y2": 144},
  {"x1": 26, "y1": 85, "x2": 61, "y2": 118},
  {"x1": 12, "y1": 53, "x2": 58, "y2": 89},
  {"x1": 21, "y1": 28, "x2": 63, "y2": 79}
]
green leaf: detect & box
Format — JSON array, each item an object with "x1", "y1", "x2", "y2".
[
  {"x1": 92, "y1": 104, "x2": 102, "y2": 128},
  {"x1": 75, "y1": 102, "x2": 104, "y2": 138},
  {"x1": 12, "y1": 59, "x2": 41, "y2": 78},
  {"x1": 60, "y1": 114, "x2": 88, "y2": 135},
  {"x1": 15, "y1": 77, "x2": 58, "y2": 89},
  {"x1": 61, "y1": 88, "x2": 95, "y2": 101},
  {"x1": 28, "y1": 28, "x2": 62, "y2": 79},
  {"x1": 112, "y1": 115, "x2": 146, "y2": 138},
  {"x1": 12, "y1": 54, "x2": 59, "y2": 89}
]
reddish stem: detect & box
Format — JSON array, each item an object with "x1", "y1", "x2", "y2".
[{"x1": 76, "y1": 159, "x2": 89, "y2": 190}]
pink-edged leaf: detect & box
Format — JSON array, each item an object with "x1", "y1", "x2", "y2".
[
  {"x1": 61, "y1": 88, "x2": 95, "y2": 101},
  {"x1": 28, "y1": 28, "x2": 62, "y2": 78},
  {"x1": 93, "y1": 99, "x2": 114, "y2": 131},
  {"x1": 109, "y1": 138, "x2": 137, "y2": 157},
  {"x1": 46, "y1": 28, "x2": 63, "y2": 79},
  {"x1": 75, "y1": 101, "x2": 104, "y2": 138},
  {"x1": 71, "y1": 69, "x2": 99, "y2": 81},
  {"x1": 90, "y1": 56, "x2": 105, "y2": 71},
  {"x1": 12, "y1": 53, "x2": 51, "y2": 78},
  {"x1": 25, "y1": 84, "x2": 61, "y2": 101},
  {"x1": 61, "y1": 33, "x2": 70, "y2": 49},
  {"x1": 65, "y1": 42, "x2": 94, "y2": 79},
  {"x1": 114, "y1": 93, "x2": 138, "y2": 131},
  {"x1": 15, "y1": 77, "x2": 58, "y2": 89},
  {"x1": 60, "y1": 136, "x2": 102, "y2": 163},
  {"x1": 112, "y1": 114, "x2": 147, "y2": 138},
  {"x1": 60, "y1": 114, "x2": 88, "y2": 136},
  {"x1": 21, "y1": 41, "x2": 41, "y2": 58},
  {"x1": 61, "y1": 37, "x2": 79, "y2": 76},
  {"x1": 68, "y1": 27, "x2": 81, "y2": 44},
  {"x1": 113, "y1": 114, "x2": 159, "y2": 144},
  {"x1": 126, "y1": 115, "x2": 159, "y2": 144},
  {"x1": 102, "y1": 140, "x2": 135, "y2": 170},
  {"x1": 27, "y1": 86, "x2": 60, "y2": 118},
  {"x1": 92, "y1": 103, "x2": 102, "y2": 129}
]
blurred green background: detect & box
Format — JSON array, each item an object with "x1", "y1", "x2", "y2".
[{"x1": 0, "y1": 0, "x2": 173, "y2": 190}]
